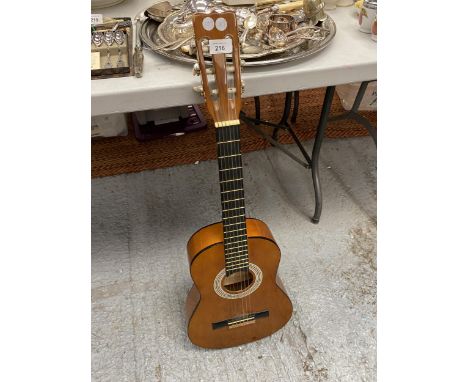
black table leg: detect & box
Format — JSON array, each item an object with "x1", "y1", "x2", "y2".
[
  {"x1": 329, "y1": 81, "x2": 377, "y2": 145},
  {"x1": 311, "y1": 86, "x2": 335, "y2": 224},
  {"x1": 254, "y1": 96, "x2": 261, "y2": 125},
  {"x1": 244, "y1": 83, "x2": 375, "y2": 224},
  {"x1": 272, "y1": 92, "x2": 293, "y2": 140},
  {"x1": 291, "y1": 91, "x2": 300, "y2": 123}
]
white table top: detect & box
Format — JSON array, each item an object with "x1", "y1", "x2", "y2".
[{"x1": 91, "y1": 0, "x2": 376, "y2": 116}]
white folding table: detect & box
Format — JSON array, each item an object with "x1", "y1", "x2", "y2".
[{"x1": 91, "y1": 0, "x2": 377, "y2": 222}]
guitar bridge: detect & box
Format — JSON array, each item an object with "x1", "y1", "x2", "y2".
[{"x1": 212, "y1": 310, "x2": 269, "y2": 330}]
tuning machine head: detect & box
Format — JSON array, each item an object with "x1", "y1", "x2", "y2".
[
  {"x1": 193, "y1": 63, "x2": 216, "y2": 76},
  {"x1": 193, "y1": 63, "x2": 201, "y2": 76},
  {"x1": 193, "y1": 84, "x2": 205, "y2": 98}
]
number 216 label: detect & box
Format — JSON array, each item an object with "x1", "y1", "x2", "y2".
[{"x1": 208, "y1": 39, "x2": 233, "y2": 55}]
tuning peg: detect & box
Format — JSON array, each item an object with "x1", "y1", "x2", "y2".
[
  {"x1": 193, "y1": 85, "x2": 205, "y2": 97},
  {"x1": 181, "y1": 44, "x2": 196, "y2": 56},
  {"x1": 210, "y1": 88, "x2": 237, "y2": 96},
  {"x1": 193, "y1": 63, "x2": 215, "y2": 76}
]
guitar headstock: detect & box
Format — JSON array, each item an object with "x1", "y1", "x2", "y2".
[{"x1": 192, "y1": 12, "x2": 244, "y2": 128}]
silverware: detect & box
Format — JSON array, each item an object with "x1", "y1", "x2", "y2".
[
  {"x1": 103, "y1": 30, "x2": 114, "y2": 68},
  {"x1": 116, "y1": 49, "x2": 124, "y2": 67},
  {"x1": 133, "y1": 17, "x2": 144, "y2": 78},
  {"x1": 303, "y1": 0, "x2": 327, "y2": 25},
  {"x1": 268, "y1": 23, "x2": 328, "y2": 47},
  {"x1": 240, "y1": 13, "x2": 257, "y2": 46},
  {"x1": 92, "y1": 32, "x2": 104, "y2": 47},
  {"x1": 104, "y1": 30, "x2": 115, "y2": 46},
  {"x1": 184, "y1": 0, "x2": 210, "y2": 13},
  {"x1": 114, "y1": 30, "x2": 125, "y2": 45},
  {"x1": 268, "y1": 14, "x2": 296, "y2": 33},
  {"x1": 145, "y1": 1, "x2": 173, "y2": 22},
  {"x1": 104, "y1": 51, "x2": 113, "y2": 68},
  {"x1": 115, "y1": 30, "x2": 125, "y2": 67},
  {"x1": 140, "y1": 3, "x2": 335, "y2": 63},
  {"x1": 160, "y1": 36, "x2": 193, "y2": 51}
]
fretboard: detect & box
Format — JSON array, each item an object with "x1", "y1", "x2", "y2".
[{"x1": 216, "y1": 124, "x2": 248, "y2": 276}]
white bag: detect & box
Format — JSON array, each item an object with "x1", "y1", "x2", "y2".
[
  {"x1": 91, "y1": 113, "x2": 128, "y2": 138},
  {"x1": 336, "y1": 82, "x2": 377, "y2": 111}
]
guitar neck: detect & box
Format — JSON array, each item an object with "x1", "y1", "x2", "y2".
[{"x1": 216, "y1": 123, "x2": 249, "y2": 275}]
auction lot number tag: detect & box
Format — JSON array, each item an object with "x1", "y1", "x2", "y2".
[
  {"x1": 91, "y1": 14, "x2": 103, "y2": 25},
  {"x1": 209, "y1": 39, "x2": 233, "y2": 55}
]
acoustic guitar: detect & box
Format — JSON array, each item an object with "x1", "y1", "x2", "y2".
[{"x1": 186, "y1": 11, "x2": 293, "y2": 349}]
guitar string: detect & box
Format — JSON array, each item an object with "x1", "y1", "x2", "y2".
[
  {"x1": 221, "y1": 122, "x2": 239, "y2": 317},
  {"x1": 216, "y1": 46, "x2": 253, "y2": 322},
  {"x1": 237, "y1": 123, "x2": 251, "y2": 320},
  {"x1": 231, "y1": 55, "x2": 253, "y2": 319},
  {"x1": 219, "y1": 123, "x2": 236, "y2": 321},
  {"x1": 226, "y1": 65, "x2": 247, "y2": 318},
  {"x1": 226, "y1": 122, "x2": 244, "y2": 319},
  {"x1": 226, "y1": 61, "x2": 250, "y2": 318},
  {"x1": 231, "y1": 59, "x2": 254, "y2": 324},
  {"x1": 220, "y1": 121, "x2": 244, "y2": 318},
  {"x1": 228, "y1": 122, "x2": 247, "y2": 319},
  {"x1": 231, "y1": 60, "x2": 253, "y2": 319},
  {"x1": 232, "y1": 123, "x2": 249, "y2": 318},
  {"x1": 224, "y1": 123, "x2": 241, "y2": 319},
  {"x1": 233, "y1": 122, "x2": 250, "y2": 319}
]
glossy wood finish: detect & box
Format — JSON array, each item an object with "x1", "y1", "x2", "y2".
[
  {"x1": 186, "y1": 218, "x2": 293, "y2": 349},
  {"x1": 187, "y1": 218, "x2": 274, "y2": 264},
  {"x1": 187, "y1": 13, "x2": 291, "y2": 350}
]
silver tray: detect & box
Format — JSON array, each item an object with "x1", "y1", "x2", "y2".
[{"x1": 140, "y1": 14, "x2": 336, "y2": 67}]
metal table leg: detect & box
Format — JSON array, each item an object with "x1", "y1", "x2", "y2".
[
  {"x1": 291, "y1": 91, "x2": 300, "y2": 123},
  {"x1": 241, "y1": 87, "x2": 335, "y2": 224},
  {"x1": 311, "y1": 81, "x2": 377, "y2": 223},
  {"x1": 328, "y1": 81, "x2": 377, "y2": 145},
  {"x1": 311, "y1": 86, "x2": 335, "y2": 224},
  {"x1": 243, "y1": 82, "x2": 376, "y2": 224},
  {"x1": 254, "y1": 96, "x2": 261, "y2": 125},
  {"x1": 272, "y1": 92, "x2": 293, "y2": 140}
]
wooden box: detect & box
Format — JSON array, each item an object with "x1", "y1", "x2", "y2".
[{"x1": 91, "y1": 17, "x2": 134, "y2": 80}]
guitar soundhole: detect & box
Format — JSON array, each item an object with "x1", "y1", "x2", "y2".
[{"x1": 222, "y1": 270, "x2": 254, "y2": 293}]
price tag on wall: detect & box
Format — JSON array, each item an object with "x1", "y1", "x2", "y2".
[
  {"x1": 91, "y1": 14, "x2": 103, "y2": 25},
  {"x1": 208, "y1": 39, "x2": 233, "y2": 55}
]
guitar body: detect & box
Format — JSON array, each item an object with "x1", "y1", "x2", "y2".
[{"x1": 186, "y1": 218, "x2": 293, "y2": 349}]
